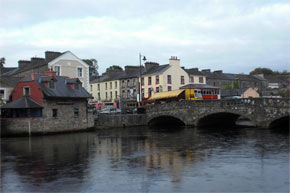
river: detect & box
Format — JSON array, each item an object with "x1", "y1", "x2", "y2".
[{"x1": 1, "y1": 126, "x2": 289, "y2": 192}]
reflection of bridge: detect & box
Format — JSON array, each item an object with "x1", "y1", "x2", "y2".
[{"x1": 146, "y1": 98, "x2": 290, "y2": 128}]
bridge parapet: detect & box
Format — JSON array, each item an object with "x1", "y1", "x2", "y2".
[{"x1": 146, "y1": 98, "x2": 290, "y2": 128}]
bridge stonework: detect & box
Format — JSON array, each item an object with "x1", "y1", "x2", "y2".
[{"x1": 146, "y1": 98, "x2": 290, "y2": 128}]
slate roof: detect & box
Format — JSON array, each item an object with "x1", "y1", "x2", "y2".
[
  {"x1": 180, "y1": 84, "x2": 220, "y2": 89},
  {"x1": 1, "y1": 67, "x2": 17, "y2": 75},
  {"x1": 201, "y1": 71, "x2": 259, "y2": 81},
  {"x1": 22, "y1": 74, "x2": 92, "y2": 99},
  {"x1": 1, "y1": 96, "x2": 43, "y2": 109},
  {"x1": 1, "y1": 61, "x2": 48, "y2": 77},
  {"x1": 185, "y1": 69, "x2": 204, "y2": 76},
  {"x1": 141, "y1": 64, "x2": 170, "y2": 76},
  {"x1": 0, "y1": 76, "x2": 22, "y2": 87}
]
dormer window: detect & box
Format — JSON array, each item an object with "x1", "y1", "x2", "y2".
[
  {"x1": 49, "y1": 79, "x2": 55, "y2": 89},
  {"x1": 24, "y1": 87, "x2": 30, "y2": 96}
]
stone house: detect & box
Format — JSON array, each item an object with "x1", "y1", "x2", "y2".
[{"x1": 0, "y1": 72, "x2": 93, "y2": 136}]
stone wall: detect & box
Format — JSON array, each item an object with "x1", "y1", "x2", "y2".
[
  {"x1": 95, "y1": 114, "x2": 147, "y2": 129},
  {"x1": 1, "y1": 98, "x2": 94, "y2": 136}
]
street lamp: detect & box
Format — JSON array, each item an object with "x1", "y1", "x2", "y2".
[{"x1": 138, "y1": 53, "x2": 146, "y2": 106}]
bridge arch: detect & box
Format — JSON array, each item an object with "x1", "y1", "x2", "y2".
[
  {"x1": 269, "y1": 115, "x2": 290, "y2": 130},
  {"x1": 148, "y1": 115, "x2": 185, "y2": 128},
  {"x1": 196, "y1": 112, "x2": 252, "y2": 128}
]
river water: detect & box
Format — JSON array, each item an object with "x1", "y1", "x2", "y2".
[{"x1": 1, "y1": 126, "x2": 289, "y2": 193}]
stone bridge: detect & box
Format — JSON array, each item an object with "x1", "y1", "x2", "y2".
[{"x1": 146, "y1": 98, "x2": 290, "y2": 129}]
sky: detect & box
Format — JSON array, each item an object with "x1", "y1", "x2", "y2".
[{"x1": 0, "y1": 0, "x2": 289, "y2": 74}]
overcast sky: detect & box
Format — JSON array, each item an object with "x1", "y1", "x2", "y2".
[{"x1": 0, "y1": 0, "x2": 289, "y2": 74}]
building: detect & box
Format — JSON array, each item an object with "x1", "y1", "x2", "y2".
[
  {"x1": 184, "y1": 68, "x2": 206, "y2": 85},
  {"x1": 47, "y1": 51, "x2": 90, "y2": 91},
  {"x1": 0, "y1": 72, "x2": 93, "y2": 136},
  {"x1": 1, "y1": 51, "x2": 91, "y2": 92},
  {"x1": 90, "y1": 68, "x2": 123, "y2": 109},
  {"x1": 0, "y1": 76, "x2": 22, "y2": 105},
  {"x1": 221, "y1": 87, "x2": 260, "y2": 99},
  {"x1": 141, "y1": 57, "x2": 191, "y2": 100},
  {"x1": 200, "y1": 69, "x2": 266, "y2": 91}
]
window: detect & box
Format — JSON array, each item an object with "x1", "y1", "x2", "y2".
[
  {"x1": 141, "y1": 78, "x2": 144, "y2": 86},
  {"x1": 115, "y1": 81, "x2": 117, "y2": 88},
  {"x1": 181, "y1": 76, "x2": 185, "y2": 84},
  {"x1": 90, "y1": 85, "x2": 92, "y2": 92},
  {"x1": 199, "y1": 77, "x2": 204, "y2": 83},
  {"x1": 148, "y1": 88, "x2": 152, "y2": 97},
  {"x1": 148, "y1": 77, "x2": 152, "y2": 85},
  {"x1": 168, "y1": 86, "x2": 172, "y2": 91},
  {"x1": 156, "y1": 87, "x2": 159, "y2": 93},
  {"x1": 105, "y1": 83, "x2": 107, "y2": 90},
  {"x1": 54, "y1": 66, "x2": 61, "y2": 76},
  {"x1": 167, "y1": 75, "x2": 172, "y2": 84},
  {"x1": 106, "y1": 92, "x2": 108, "y2": 99},
  {"x1": 190, "y1": 76, "x2": 194, "y2": 83},
  {"x1": 141, "y1": 88, "x2": 144, "y2": 97},
  {"x1": 0, "y1": 89, "x2": 4, "y2": 98},
  {"x1": 110, "y1": 82, "x2": 112, "y2": 89},
  {"x1": 156, "y1": 75, "x2": 159, "y2": 84},
  {"x1": 115, "y1": 91, "x2": 118, "y2": 98},
  {"x1": 74, "y1": 108, "x2": 79, "y2": 117},
  {"x1": 110, "y1": 91, "x2": 112, "y2": 99},
  {"x1": 24, "y1": 87, "x2": 30, "y2": 96},
  {"x1": 49, "y1": 79, "x2": 55, "y2": 89},
  {"x1": 97, "y1": 84, "x2": 100, "y2": 90},
  {"x1": 52, "y1": 109, "x2": 58, "y2": 118},
  {"x1": 77, "y1": 67, "x2": 83, "y2": 77},
  {"x1": 213, "y1": 82, "x2": 216, "y2": 86}
]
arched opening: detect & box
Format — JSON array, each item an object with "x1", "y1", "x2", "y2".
[
  {"x1": 269, "y1": 116, "x2": 289, "y2": 132},
  {"x1": 148, "y1": 116, "x2": 185, "y2": 129},
  {"x1": 197, "y1": 112, "x2": 242, "y2": 128}
]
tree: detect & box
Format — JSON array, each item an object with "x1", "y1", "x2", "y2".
[
  {"x1": 106, "y1": 65, "x2": 123, "y2": 72},
  {"x1": 224, "y1": 84, "x2": 232, "y2": 90},
  {"x1": 0, "y1": 57, "x2": 5, "y2": 68},
  {"x1": 83, "y1": 59, "x2": 99, "y2": 76},
  {"x1": 250, "y1": 68, "x2": 274, "y2": 75},
  {"x1": 233, "y1": 80, "x2": 240, "y2": 89}
]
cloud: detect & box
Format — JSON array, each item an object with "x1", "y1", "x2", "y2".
[{"x1": 0, "y1": 0, "x2": 289, "y2": 74}]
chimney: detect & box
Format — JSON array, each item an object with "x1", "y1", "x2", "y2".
[
  {"x1": 213, "y1": 70, "x2": 223, "y2": 74},
  {"x1": 202, "y1": 69, "x2": 211, "y2": 73},
  {"x1": 169, "y1": 56, "x2": 180, "y2": 66},
  {"x1": 191, "y1": 68, "x2": 199, "y2": 72},
  {"x1": 145, "y1": 62, "x2": 159, "y2": 72},
  {"x1": 45, "y1": 51, "x2": 62, "y2": 63},
  {"x1": 18, "y1": 60, "x2": 31, "y2": 68},
  {"x1": 31, "y1": 57, "x2": 46, "y2": 66},
  {"x1": 44, "y1": 71, "x2": 57, "y2": 78}
]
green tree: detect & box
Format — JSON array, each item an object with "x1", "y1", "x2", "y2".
[
  {"x1": 83, "y1": 59, "x2": 98, "y2": 76},
  {"x1": 106, "y1": 65, "x2": 123, "y2": 72},
  {"x1": 224, "y1": 84, "x2": 232, "y2": 90},
  {"x1": 233, "y1": 80, "x2": 240, "y2": 89},
  {"x1": 250, "y1": 68, "x2": 274, "y2": 75}
]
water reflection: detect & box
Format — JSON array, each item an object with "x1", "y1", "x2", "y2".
[{"x1": 1, "y1": 126, "x2": 289, "y2": 192}]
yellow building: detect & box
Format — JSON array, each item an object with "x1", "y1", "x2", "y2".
[
  {"x1": 90, "y1": 71, "x2": 123, "y2": 109},
  {"x1": 140, "y1": 56, "x2": 206, "y2": 100}
]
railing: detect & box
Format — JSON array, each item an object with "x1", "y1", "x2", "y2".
[{"x1": 146, "y1": 98, "x2": 290, "y2": 112}]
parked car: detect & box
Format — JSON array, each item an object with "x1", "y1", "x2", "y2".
[{"x1": 99, "y1": 108, "x2": 121, "y2": 114}]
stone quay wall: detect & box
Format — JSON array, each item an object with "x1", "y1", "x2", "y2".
[{"x1": 95, "y1": 114, "x2": 147, "y2": 129}]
